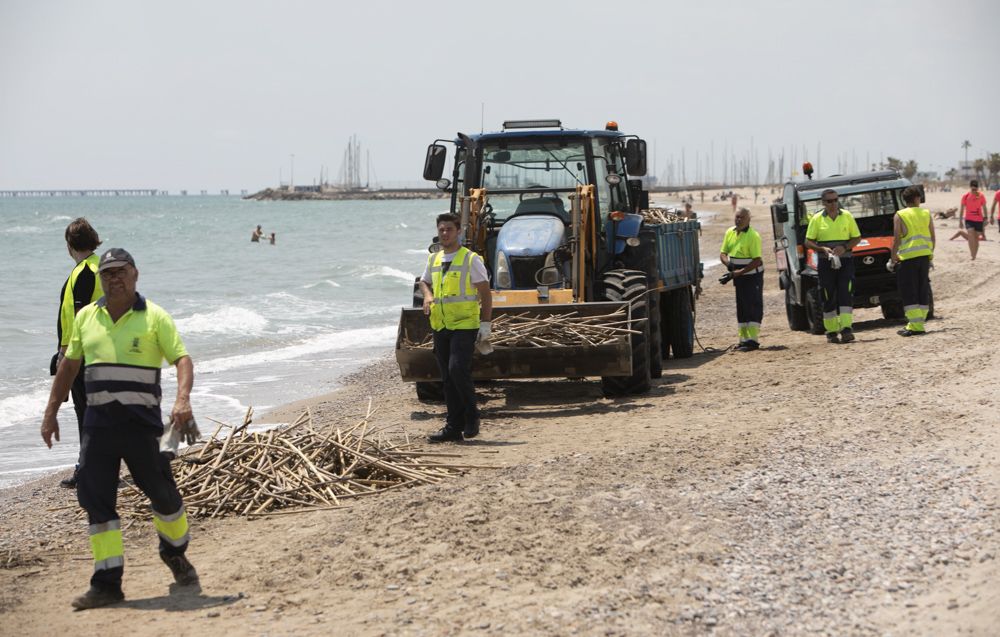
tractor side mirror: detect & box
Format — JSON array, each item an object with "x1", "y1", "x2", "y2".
[
  {"x1": 771, "y1": 202, "x2": 789, "y2": 224},
  {"x1": 423, "y1": 144, "x2": 448, "y2": 181},
  {"x1": 625, "y1": 139, "x2": 647, "y2": 176}
]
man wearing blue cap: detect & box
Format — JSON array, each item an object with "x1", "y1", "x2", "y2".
[{"x1": 42, "y1": 248, "x2": 201, "y2": 610}]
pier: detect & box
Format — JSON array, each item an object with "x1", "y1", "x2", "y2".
[{"x1": 0, "y1": 189, "x2": 160, "y2": 197}]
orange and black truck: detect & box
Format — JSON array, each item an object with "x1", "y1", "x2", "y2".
[{"x1": 770, "y1": 169, "x2": 929, "y2": 333}]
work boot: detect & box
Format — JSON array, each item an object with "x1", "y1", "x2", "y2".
[
  {"x1": 160, "y1": 553, "x2": 199, "y2": 586},
  {"x1": 428, "y1": 427, "x2": 463, "y2": 443},
  {"x1": 71, "y1": 585, "x2": 124, "y2": 611},
  {"x1": 60, "y1": 465, "x2": 80, "y2": 489},
  {"x1": 826, "y1": 333, "x2": 840, "y2": 344},
  {"x1": 897, "y1": 329, "x2": 926, "y2": 337},
  {"x1": 840, "y1": 328, "x2": 855, "y2": 343},
  {"x1": 464, "y1": 419, "x2": 480, "y2": 440},
  {"x1": 742, "y1": 340, "x2": 760, "y2": 351}
]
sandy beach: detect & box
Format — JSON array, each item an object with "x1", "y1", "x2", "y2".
[{"x1": 2, "y1": 186, "x2": 998, "y2": 635}]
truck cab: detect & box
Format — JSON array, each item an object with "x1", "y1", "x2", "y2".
[{"x1": 770, "y1": 169, "x2": 928, "y2": 333}]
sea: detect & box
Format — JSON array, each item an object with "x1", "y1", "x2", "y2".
[{"x1": 0, "y1": 195, "x2": 447, "y2": 490}]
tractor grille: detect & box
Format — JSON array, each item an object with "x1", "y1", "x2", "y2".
[{"x1": 509, "y1": 256, "x2": 546, "y2": 289}]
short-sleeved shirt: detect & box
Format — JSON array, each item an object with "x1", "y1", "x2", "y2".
[
  {"x1": 806, "y1": 210, "x2": 861, "y2": 257},
  {"x1": 66, "y1": 293, "x2": 187, "y2": 431},
  {"x1": 962, "y1": 191, "x2": 986, "y2": 221},
  {"x1": 421, "y1": 248, "x2": 488, "y2": 285},
  {"x1": 720, "y1": 226, "x2": 762, "y2": 259}
]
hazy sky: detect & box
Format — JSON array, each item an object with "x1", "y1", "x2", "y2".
[{"x1": 2, "y1": 0, "x2": 997, "y2": 191}]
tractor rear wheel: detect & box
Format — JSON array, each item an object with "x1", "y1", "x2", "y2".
[
  {"x1": 648, "y1": 290, "x2": 663, "y2": 378},
  {"x1": 415, "y1": 381, "x2": 444, "y2": 402},
  {"x1": 600, "y1": 269, "x2": 651, "y2": 397},
  {"x1": 667, "y1": 287, "x2": 694, "y2": 359}
]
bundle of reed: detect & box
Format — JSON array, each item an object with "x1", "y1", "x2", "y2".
[
  {"x1": 640, "y1": 208, "x2": 689, "y2": 224},
  {"x1": 117, "y1": 403, "x2": 476, "y2": 519},
  {"x1": 402, "y1": 308, "x2": 641, "y2": 350}
]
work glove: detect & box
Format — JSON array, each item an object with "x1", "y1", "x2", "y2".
[
  {"x1": 176, "y1": 417, "x2": 201, "y2": 445},
  {"x1": 718, "y1": 272, "x2": 733, "y2": 285},
  {"x1": 885, "y1": 260, "x2": 896, "y2": 273},
  {"x1": 476, "y1": 322, "x2": 492, "y2": 343}
]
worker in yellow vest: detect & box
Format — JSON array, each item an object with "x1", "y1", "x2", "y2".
[
  {"x1": 41, "y1": 248, "x2": 200, "y2": 610},
  {"x1": 891, "y1": 186, "x2": 936, "y2": 336},
  {"x1": 55, "y1": 218, "x2": 104, "y2": 488},
  {"x1": 719, "y1": 207, "x2": 764, "y2": 351},
  {"x1": 418, "y1": 213, "x2": 493, "y2": 442},
  {"x1": 804, "y1": 189, "x2": 862, "y2": 344}
]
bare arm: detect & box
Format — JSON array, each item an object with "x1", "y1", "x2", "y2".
[
  {"x1": 474, "y1": 281, "x2": 492, "y2": 323},
  {"x1": 171, "y1": 355, "x2": 194, "y2": 426},
  {"x1": 929, "y1": 217, "x2": 936, "y2": 250},
  {"x1": 419, "y1": 280, "x2": 434, "y2": 315},
  {"x1": 890, "y1": 214, "x2": 904, "y2": 262},
  {"x1": 719, "y1": 252, "x2": 730, "y2": 268},
  {"x1": 41, "y1": 356, "x2": 82, "y2": 448},
  {"x1": 733, "y1": 258, "x2": 763, "y2": 276}
]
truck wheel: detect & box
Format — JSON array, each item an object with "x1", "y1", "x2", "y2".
[
  {"x1": 648, "y1": 290, "x2": 663, "y2": 379},
  {"x1": 415, "y1": 381, "x2": 444, "y2": 402},
  {"x1": 881, "y1": 301, "x2": 904, "y2": 320},
  {"x1": 785, "y1": 287, "x2": 809, "y2": 331},
  {"x1": 600, "y1": 269, "x2": 651, "y2": 397},
  {"x1": 667, "y1": 287, "x2": 694, "y2": 358},
  {"x1": 806, "y1": 286, "x2": 825, "y2": 335}
]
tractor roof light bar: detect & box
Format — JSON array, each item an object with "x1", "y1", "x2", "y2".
[{"x1": 502, "y1": 119, "x2": 562, "y2": 130}]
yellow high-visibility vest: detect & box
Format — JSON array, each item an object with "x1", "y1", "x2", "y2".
[
  {"x1": 428, "y1": 247, "x2": 481, "y2": 331},
  {"x1": 897, "y1": 207, "x2": 933, "y2": 260}
]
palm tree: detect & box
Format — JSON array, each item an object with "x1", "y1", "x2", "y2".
[
  {"x1": 962, "y1": 140, "x2": 972, "y2": 165},
  {"x1": 988, "y1": 153, "x2": 1000, "y2": 187}
]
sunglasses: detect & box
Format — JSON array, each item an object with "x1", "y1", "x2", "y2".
[{"x1": 823, "y1": 198, "x2": 838, "y2": 204}]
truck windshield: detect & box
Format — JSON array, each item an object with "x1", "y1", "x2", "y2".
[
  {"x1": 799, "y1": 190, "x2": 900, "y2": 225},
  {"x1": 479, "y1": 141, "x2": 588, "y2": 221}
]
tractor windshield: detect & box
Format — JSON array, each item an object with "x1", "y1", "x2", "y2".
[{"x1": 478, "y1": 140, "x2": 588, "y2": 222}]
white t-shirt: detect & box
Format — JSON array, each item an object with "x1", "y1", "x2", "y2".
[{"x1": 421, "y1": 249, "x2": 489, "y2": 285}]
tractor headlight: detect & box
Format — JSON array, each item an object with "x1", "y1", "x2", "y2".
[{"x1": 495, "y1": 251, "x2": 511, "y2": 289}]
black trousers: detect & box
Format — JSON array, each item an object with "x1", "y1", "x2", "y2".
[
  {"x1": 432, "y1": 328, "x2": 479, "y2": 432},
  {"x1": 734, "y1": 271, "x2": 764, "y2": 336},
  {"x1": 817, "y1": 257, "x2": 855, "y2": 330},
  {"x1": 78, "y1": 422, "x2": 187, "y2": 588},
  {"x1": 896, "y1": 256, "x2": 930, "y2": 304}
]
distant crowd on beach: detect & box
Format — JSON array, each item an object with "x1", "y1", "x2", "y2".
[{"x1": 251, "y1": 224, "x2": 276, "y2": 244}]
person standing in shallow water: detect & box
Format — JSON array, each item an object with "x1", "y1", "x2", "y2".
[
  {"x1": 418, "y1": 213, "x2": 492, "y2": 443},
  {"x1": 55, "y1": 218, "x2": 104, "y2": 488}
]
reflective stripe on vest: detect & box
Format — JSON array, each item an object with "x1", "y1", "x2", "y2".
[
  {"x1": 897, "y1": 207, "x2": 934, "y2": 260},
  {"x1": 429, "y1": 247, "x2": 481, "y2": 330},
  {"x1": 84, "y1": 363, "x2": 162, "y2": 408},
  {"x1": 728, "y1": 257, "x2": 763, "y2": 275}
]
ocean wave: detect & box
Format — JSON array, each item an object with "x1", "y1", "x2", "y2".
[
  {"x1": 0, "y1": 388, "x2": 71, "y2": 430},
  {"x1": 361, "y1": 266, "x2": 417, "y2": 284},
  {"x1": 405, "y1": 248, "x2": 430, "y2": 254},
  {"x1": 174, "y1": 307, "x2": 269, "y2": 335},
  {"x1": 302, "y1": 279, "x2": 341, "y2": 289},
  {"x1": 50, "y1": 215, "x2": 73, "y2": 222},
  {"x1": 194, "y1": 324, "x2": 396, "y2": 375},
  {"x1": 4, "y1": 225, "x2": 45, "y2": 235}
]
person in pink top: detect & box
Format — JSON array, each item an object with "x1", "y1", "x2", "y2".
[
  {"x1": 990, "y1": 188, "x2": 1000, "y2": 229},
  {"x1": 959, "y1": 180, "x2": 987, "y2": 260}
]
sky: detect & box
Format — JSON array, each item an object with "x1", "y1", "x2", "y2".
[{"x1": 1, "y1": 0, "x2": 998, "y2": 192}]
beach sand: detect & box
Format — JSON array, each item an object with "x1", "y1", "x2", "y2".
[{"x1": 2, "y1": 186, "x2": 998, "y2": 635}]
